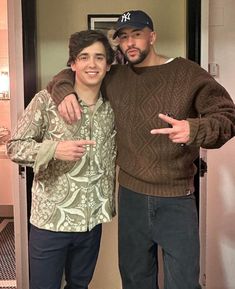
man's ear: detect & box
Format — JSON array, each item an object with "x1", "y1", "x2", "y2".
[
  {"x1": 106, "y1": 64, "x2": 111, "y2": 72},
  {"x1": 150, "y1": 31, "x2": 157, "y2": 45},
  {"x1": 71, "y1": 62, "x2": 76, "y2": 72}
]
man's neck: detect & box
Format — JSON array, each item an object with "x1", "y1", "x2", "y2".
[
  {"x1": 134, "y1": 49, "x2": 170, "y2": 67},
  {"x1": 74, "y1": 82, "x2": 100, "y2": 106}
]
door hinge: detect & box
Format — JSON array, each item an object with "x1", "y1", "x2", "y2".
[
  {"x1": 202, "y1": 273, "x2": 206, "y2": 287},
  {"x1": 18, "y1": 165, "x2": 26, "y2": 179},
  {"x1": 200, "y1": 157, "x2": 207, "y2": 177}
]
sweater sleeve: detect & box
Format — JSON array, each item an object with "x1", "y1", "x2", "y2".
[
  {"x1": 47, "y1": 68, "x2": 76, "y2": 106},
  {"x1": 186, "y1": 69, "x2": 235, "y2": 149}
]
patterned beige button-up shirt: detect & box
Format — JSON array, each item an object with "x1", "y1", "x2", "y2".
[{"x1": 7, "y1": 89, "x2": 117, "y2": 232}]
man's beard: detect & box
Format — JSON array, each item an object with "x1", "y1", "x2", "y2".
[{"x1": 124, "y1": 48, "x2": 149, "y2": 65}]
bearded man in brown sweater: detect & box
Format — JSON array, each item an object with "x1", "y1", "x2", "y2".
[{"x1": 47, "y1": 10, "x2": 235, "y2": 289}]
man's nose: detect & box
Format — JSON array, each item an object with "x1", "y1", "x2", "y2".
[
  {"x1": 126, "y1": 35, "x2": 135, "y2": 47},
  {"x1": 88, "y1": 57, "x2": 96, "y2": 66}
]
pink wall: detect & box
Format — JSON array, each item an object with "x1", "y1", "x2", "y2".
[
  {"x1": 0, "y1": 100, "x2": 12, "y2": 205},
  {"x1": 0, "y1": 0, "x2": 12, "y2": 206},
  {"x1": 0, "y1": 158, "x2": 13, "y2": 205},
  {"x1": 0, "y1": 100, "x2": 11, "y2": 128}
]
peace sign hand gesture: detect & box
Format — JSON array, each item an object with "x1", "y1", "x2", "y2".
[{"x1": 150, "y1": 113, "x2": 190, "y2": 145}]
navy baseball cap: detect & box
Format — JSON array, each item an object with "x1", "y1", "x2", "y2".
[{"x1": 113, "y1": 10, "x2": 154, "y2": 39}]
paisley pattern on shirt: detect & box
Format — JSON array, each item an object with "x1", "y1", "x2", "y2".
[{"x1": 7, "y1": 89, "x2": 117, "y2": 232}]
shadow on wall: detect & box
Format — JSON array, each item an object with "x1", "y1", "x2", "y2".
[{"x1": 207, "y1": 140, "x2": 235, "y2": 288}]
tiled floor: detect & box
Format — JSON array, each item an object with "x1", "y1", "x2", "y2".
[{"x1": 0, "y1": 218, "x2": 16, "y2": 289}]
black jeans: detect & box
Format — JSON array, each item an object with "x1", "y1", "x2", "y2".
[
  {"x1": 29, "y1": 224, "x2": 102, "y2": 289},
  {"x1": 118, "y1": 186, "x2": 202, "y2": 289}
]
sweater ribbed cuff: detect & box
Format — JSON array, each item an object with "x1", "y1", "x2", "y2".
[
  {"x1": 47, "y1": 68, "x2": 76, "y2": 106},
  {"x1": 187, "y1": 118, "x2": 200, "y2": 146},
  {"x1": 51, "y1": 81, "x2": 76, "y2": 106}
]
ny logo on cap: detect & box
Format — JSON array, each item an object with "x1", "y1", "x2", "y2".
[{"x1": 121, "y1": 12, "x2": 131, "y2": 22}]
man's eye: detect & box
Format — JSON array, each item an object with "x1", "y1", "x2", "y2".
[
  {"x1": 78, "y1": 56, "x2": 88, "y2": 61},
  {"x1": 119, "y1": 35, "x2": 127, "y2": 40},
  {"x1": 96, "y1": 56, "x2": 105, "y2": 61},
  {"x1": 133, "y1": 32, "x2": 142, "y2": 38}
]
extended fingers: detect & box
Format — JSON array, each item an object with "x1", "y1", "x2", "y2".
[
  {"x1": 76, "y1": 139, "x2": 96, "y2": 146},
  {"x1": 150, "y1": 128, "x2": 173, "y2": 135},
  {"x1": 158, "y1": 113, "x2": 178, "y2": 126},
  {"x1": 150, "y1": 116, "x2": 190, "y2": 144},
  {"x1": 151, "y1": 113, "x2": 179, "y2": 134}
]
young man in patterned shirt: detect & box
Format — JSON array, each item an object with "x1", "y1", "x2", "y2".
[{"x1": 7, "y1": 30, "x2": 116, "y2": 289}]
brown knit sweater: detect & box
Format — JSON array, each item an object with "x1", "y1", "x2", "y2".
[{"x1": 48, "y1": 57, "x2": 235, "y2": 197}]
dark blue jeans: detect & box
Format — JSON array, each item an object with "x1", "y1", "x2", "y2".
[
  {"x1": 118, "y1": 186, "x2": 202, "y2": 289},
  {"x1": 29, "y1": 224, "x2": 102, "y2": 289}
]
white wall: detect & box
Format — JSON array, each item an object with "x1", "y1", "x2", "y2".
[{"x1": 206, "y1": 0, "x2": 235, "y2": 288}]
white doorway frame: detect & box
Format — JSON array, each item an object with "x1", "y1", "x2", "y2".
[
  {"x1": 7, "y1": 0, "x2": 29, "y2": 288},
  {"x1": 199, "y1": 1, "x2": 209, "y2": 287}
]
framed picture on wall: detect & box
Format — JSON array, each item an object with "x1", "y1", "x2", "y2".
[
  {"x1": 88, "y1": 14, "x2": 120, "y2": 32},
  {"x1": 87, "y1": 14, "x2": 126, "y2": 64}
]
